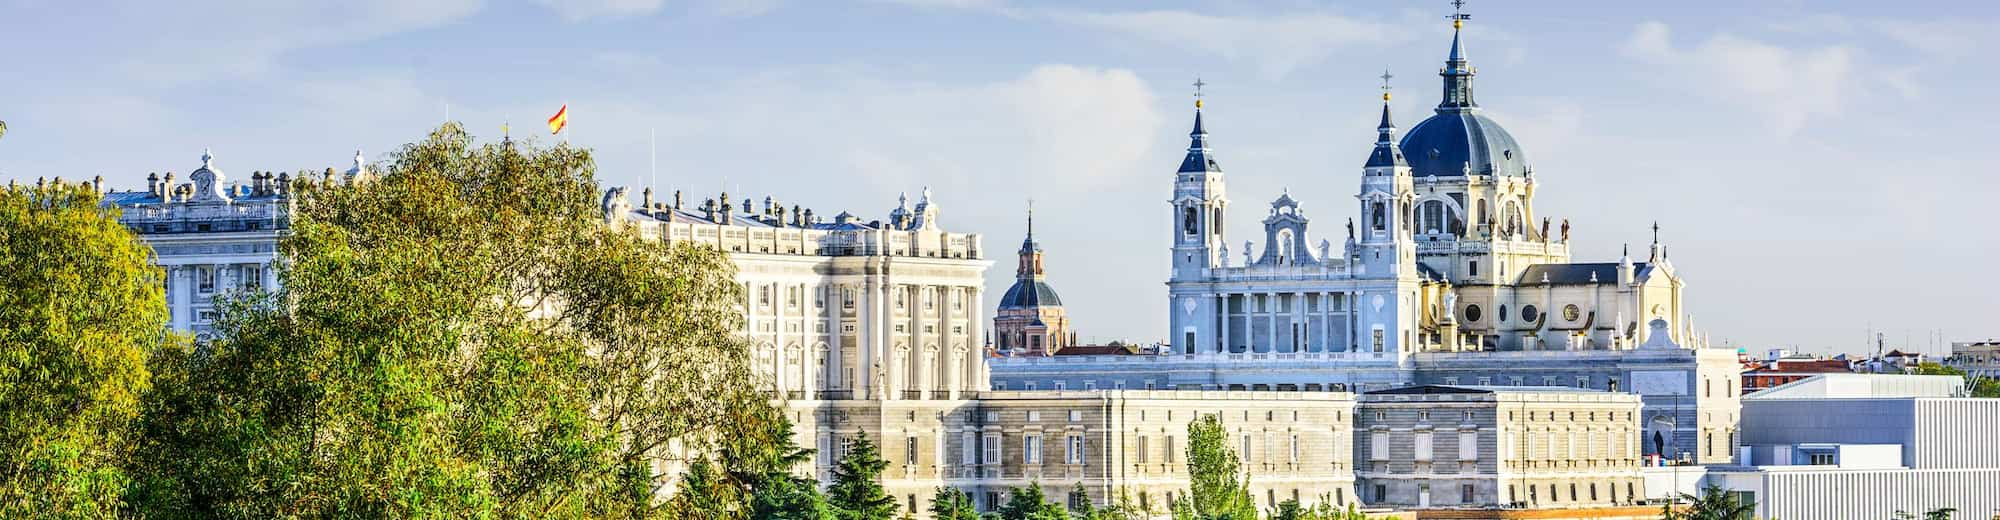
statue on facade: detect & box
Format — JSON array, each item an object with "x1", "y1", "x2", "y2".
[
  {"x1": 1560, "y1": 218, "x2": 1570, "y2": 242},
  {"x1": 1346, "y1": 218, "x2": 1355, "y2": 241},
  {"x1": 1243, "y1": 241, "x2": 1253, "y2": 266},
  {"x1": 1539, "y1": 217, "x2": 1550, "y2": 241},
  {"x1": 1318, "y1": 239, "x2": 1331, "y2": 261}
]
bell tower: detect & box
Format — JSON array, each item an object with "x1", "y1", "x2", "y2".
[{"x1": 1170, "y1": 79, "x2": 1228, "y2": 282}]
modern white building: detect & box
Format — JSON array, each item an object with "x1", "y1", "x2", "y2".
[{"x1": 1703, "y1": 374, "x2": 2000, "y2": 520}]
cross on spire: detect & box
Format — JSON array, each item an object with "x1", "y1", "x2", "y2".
[
  {"x1": 1449, "y1": 0, "x2": 1471, "y2": 25},
  {"x1": 1379, "y1": 69, "x2": 1394, "y2": 101},
  {"x1": 1192, "y1": 77, "x2": 1207, "y2": 109}
]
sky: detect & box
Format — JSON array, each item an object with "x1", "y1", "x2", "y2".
[{"x1": 2, "y1": 0, "x2": 1994, "y2": 355}]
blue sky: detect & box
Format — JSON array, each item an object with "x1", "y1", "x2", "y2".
[{"x1": 3, "y1": 0, "x2": 1994, "y2": 355}]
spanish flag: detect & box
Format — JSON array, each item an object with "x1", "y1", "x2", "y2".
[{"x1": 547, "y1": 104, "x2": 568, "y2": 135}]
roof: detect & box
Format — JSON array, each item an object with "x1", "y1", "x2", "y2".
[
  {"x1": 1399, "y1": 110, "x2": 1529, "y2": 178},
  {"x1": 1052, "y1": 344, "x2": 1142, "y2": 356},
  {"x1": 1367, "y1": 384, "x2": 1608, "y2": 396},
  {"x1": 998, "y1": 279, "x2": 1062, "y2": 309},
  {"x1": 1745, "y1": 374, "x2": 1965, "y2": 400},
  {"x1": 1516, "y1": 262, "x2": 1653, "y2": 285},
  {"x1": 1177, "y1": 110, "x2": 1221, "y2": 173}
]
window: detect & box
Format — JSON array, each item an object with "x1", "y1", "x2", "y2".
[
  {"x1": 842, "y1": 289, "x2": 855, "y2": 309},
  {"x1": 961, "y1": 432, "x2": 976, "y2": 464},
  {"x1": 1241, "y1": 435, "x2": 1253, "y2": 461},
  {"x1": 840, "y1": 436, "x2": 855, "y2": 459},
  {"x1": 1289, "y1": 435, "x2": 1300, "y2": 463},
  {"x1": 983, "y1": 433, "x2": 1001, "y2": 464},
  {"x1": 1415, "y1": 432, "x2": 1433, "y2": 461},
  {"x1": 1469, "y1": 260, "x2": 1480, "y2": 277},
  {"x1": 1369, "y1": 431, "x2": 1388, "y2": 460},
  {"x1": 1052, "y1": 381, "x2": 1065, "y2": 391},
  {"x1": 1478, "y1": 376, "x2": 1492, "y2": 385},
  {"x1": 1808, "y1": 452, "x2": 1836, "y2": 465},
  {"x1": 1024, "y1": 382, "x2": 1036, "y2": 391},
  {"x1": 1138, "y1": 436, "x2": 1150, "y2": 463},
  {"x1": 1165, "y1": 436, "x2": 1178, "y2": 463},
  {"x1": 1461, "y1": 484, "x2": 1476, "y2": 504},
  {"x1": 1460, "y1": 430, "x2": 1478, "y2": 460},
  {"x1": 758, "y1": 286, "x2": 771, "y2": 306},
  {"x1": 905, "y1": 437, "x2": 918, "y2": 465},
  {"x1": 1083, "y1": 381, "x2": 1097, "y2": 391},
  {"x1": 1027, "y1": 411, "x2": 1041, "y2": 422},
  {"x1": 1183, "y1": 207, "x2": 1198, "y2": 235},
  {"x1": 1066, "y1": 435, "x2": 1085, "y2": 464},
  {"x1": 1443, "y1": 377, "x2": 1460, "y2": 386},
  {"x1": 1069, "y1": 410, "x2": 1082, "y2": 422},
  {"x1": 1372, "y1": 329, "x2": 1385, "y2": 352},
  {"x1": 1521, "y1": 305, "x2": 1538, "y2": 322},
  {"x1": 197, "y1": 267, "x2": 215, "y2": 293},
  {"x1": 1542, "y1": 376, "x2": 1558, "y2": 386},
  {"x1": 1024, "y1": 434, "x2": 1042, "y2": 464},
  {"x1": 985, "y1": 492, "x2": 1001, "y2": 510},
  {"x1": 1373, "y1": 484, "x2": 1387, "y2": 503},
  {"x1": 1576, "y1": 376, "x2": 1591, "y2": 389}
]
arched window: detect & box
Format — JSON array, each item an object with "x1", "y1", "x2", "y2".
[
  {"x1": 1501, "y1": 201, "x2": 1524, "y2": 238},
  {"x1": 1182, "y1": 207, "x2": 1198, "y2": 235},
  {"x1": 1420, "y1": 200, "x2": 1448, "y2": 234},
  {"x1": 1371, "y1": 202, "x2": 1386, "y2": 231}
]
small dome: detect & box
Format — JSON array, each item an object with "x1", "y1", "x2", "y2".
[
  {"x1": 1398, "y1": 110, "x2": 1529, "y2": 178},
  {"x1": 998, "y1": 279, "x2": 1063, "y2": 309}
]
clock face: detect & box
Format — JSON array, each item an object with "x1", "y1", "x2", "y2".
[{"x1": 1563, "y1": 304, "x2": 1581, "y2": 321}]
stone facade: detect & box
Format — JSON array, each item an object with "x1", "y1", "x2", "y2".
[
  {"x1": 1354, "y1": 386, "x2": 1645, "y2": 511},
  {"x1": 993, "y1": 12, "x2": 1741, "y2": 466}
]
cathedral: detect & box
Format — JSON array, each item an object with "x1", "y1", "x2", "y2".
[{"x1": 993, "y1": 12, "x2": 1743, "y2": 465}]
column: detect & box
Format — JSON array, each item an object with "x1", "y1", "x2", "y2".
[
  {"x1": 971, "y1": 284, "x2": 987, "y2": 391},
  {"x1": 1218, "y1": 293, "x2": 1230, "y2": 353},
  {"x1": 858, "y1": 280, "x2": 876, "y2": 400},
  {"x1": 1347, "y1": 292, "x2": 1359, "y2": 352},
  {"x1": 827, "y1": 285, "x2": 844, "y2": 397},
  {"x1": 171, "y1": 266, "x2": 191, "y2": 331},
  {"x1": 772, "y1": 282, "x2": 787, "y2": 395},
  {"x1": 944, "y1": 286, "x2": 960, "y2": 399},
  {"x1": 1264, "y1": 291, "x2": 1277, "y2": 354},
  {"x1": 1319, "y1": 292, "x2": 1331, "y2": 353}
]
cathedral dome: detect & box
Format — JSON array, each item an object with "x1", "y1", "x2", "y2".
[
  {"x1": 998, "y1": 279, "x2": 1062, "y2": 309},
  {"x1": 1398, "y1": 111, "x2": 1529, "y2": 177}
]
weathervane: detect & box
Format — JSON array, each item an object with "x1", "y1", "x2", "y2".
[
  {"x1": 1448, "y1": 0, "x2": 1471, "y2": 28},
  {"x1": 1193, "y1": 77, "x2": 1207, "y2": 109}
]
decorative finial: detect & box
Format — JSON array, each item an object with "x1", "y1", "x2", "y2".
[
  {"x1": 1379, "y1": 69, "x2": 1394, "y2": 101},
  {"x1": 1192, "y1": 77, "x2": 1206, "y2": 109},
  {"x1": 1026, "y1": 199, "x2": 1035, "y2": 239},
  {"x1": 1652, "y1": 221, "x2": 1661, "y2": 243},
  {"x1": 352, "y1": 149, "x2": 365, "y2": 168},
  {"x1": 1449, "y1": 0, "x2": 1470, "y2": 29},
  {"x1": 201, "y1": 148, "x2": 213, "y2": 168}
]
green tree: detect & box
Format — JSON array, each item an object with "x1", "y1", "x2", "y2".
[
  {"x1": 1067, "y1": 485, "x2": 1097, "y2": 519},
  {"x1": 126, "y1": 124, "x2": 768, "y2": 518},
  {"x1": 929, "y1": 487, "x2": 980, "y2": 520},
  {"x1": 1662, "y1": 484, "x2": 1753, "y2": 520},
  {"x1": 1895, "y1": 508, "x2": 1959, "y2": 520},
  {"x1": 997, "y1": 482, "x2": 1067, "y2": 520},
  {"x1": 0, "y1": 181, "x2": 174, "y2": 517},
  {"x1": 1181, "y1": 414, "x2": 1258, "y2": 520},
  {"x1": 666, "y1": 404, "x2": 834, "y2": 520},
  {"x1": 828, "y1": 432, "x2": 898, "y2": 520}
]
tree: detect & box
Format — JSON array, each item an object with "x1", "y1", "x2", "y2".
[
  {"x1": 828, "y1": 432, "x2": 898, "y2": 520},
  {"x1": 0, "y1": 181, "x2": 174, "y2": 517},
  {"x1": 126, "y1": 124, "x2": 768, "y2": 518},
  {"x1": 1895, "y1": 508, "x2": 1959, "y2": 520},
  {"x1": 929, "y1": 487, "x2": 980, "y2": 520},
  {"x1": 1180, "y1": 414, "x2": 1258, "y2": 520},
  {"x1": 997, "y1": 482, "x2": 1067, "y2": 520},
  {"x1": 1067, "y1": 485, "x2": 1097, "y2": 519},
  {"x1": 1661, "y1": 484, "x2": 1753, "y2": 520},
  {"x1": 667, "y1": 404, "x2": 834, "y2": 520},
  {"x1": 1910, "y1": 362, "x2": 2000, "y2": 397}
]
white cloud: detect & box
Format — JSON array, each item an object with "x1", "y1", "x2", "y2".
[
  {"x1": 107, "y1": 0, "x2": 484, "y2": 84},
  {"x1": 1622, "y1": 21, "x2": 1855, "y2": 137},
  {"x1": 534, "y1": 0, "x2": 665, "y2": 21},
  {"x1": 1048, "y1": 9, "x2": 1412, "y2": 80}
]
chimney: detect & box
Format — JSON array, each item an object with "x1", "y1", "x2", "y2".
[
  {"x1": 276, "y1": 172, "x2": 290, "y2": 195},
  {"x1": 148, "y1": 172, "x2": 160, "y2": 196},
  {"x1": 642, "y1": 187, "x2": 655, "y2": 214}
]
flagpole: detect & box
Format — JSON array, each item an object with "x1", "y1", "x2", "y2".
[
  {"x1": 649, "y1": 127, "x2": 657, "y2": 193},
  {"x1": 563, "y1": 99, "x2": 570, "y2": 144}
]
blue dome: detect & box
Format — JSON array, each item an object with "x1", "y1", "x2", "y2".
[
  {"x1": 999, "y1": 279, "x2": 1063, "y2": 309},
  {"x1": 1398, "y1": 110, "x2": 1529, "y2": 177}
]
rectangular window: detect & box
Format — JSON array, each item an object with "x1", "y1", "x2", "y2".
[
  {"x1": 1443, "y1": 377, "x2": 1459, "y2": 386},
  {"x1": 1576, "y1": 376, "x2": 1590, "y2": 389},
  {"x1": 1241, "y1": 435, "x2": 1253, "y2": 461},
  {"x1": 1542, "y1": 376, "x2": 1558, "y2": 386},
  {"x1": 1083, "y1": 381, "x2": 1096, "y2": 391},
  {"x1": 1028, "y1": 411, "x2": 1040, "y2": 422},
  {"x1": 1370, "y1": 431, "x2": 1388, "y2": 460},
  {"x1": 1415, "y1": 432, "x2": 1433, "y2": 461},
  {"x1": 1478, "y1": 377, "x2": 1492, "y2": 386},
  {"x1": 1138, "y1": 436, "x2": 1150, "y2": 463},
  {"x1": 1460, "y1": 430, "x2": 1478, "y2": 460},
  {"x1": 1372, "y1": 329, "x2": 1385, "y2": 352},
  {"x1": 1289, "y1": 434, "x2": 1300, "y2": 463},
  {"x1": 905, "y1": 437, "x2": 918, "y2": 465},
  {"x1": 197, "y1": 267, "x2": 215, "y2": 293},
  {"x1": 1024, "y1": 382, "x2": 1036, "y2": 391},
  {"x1": 1069, "y1": 410, "x2": 1082, "y2": 422},
  {"x1": 1469, "y1": 260, "x2": 1479, "y2": 277},
  {"x1": 1024, "y1": 434, "x2": 1042, "y2": 464},
  {"x1": 962, "y1": 432, "x2": 976, "y2": 464},
  {"x1": 1052, "y1": 381, "x2": 1065, "y2": 391},
  {"x1": 1066, "y1": 435, "x2": 1084, "y2": 464},
  {"x1": 983, "y1": 433, "x2": 1001, "y2": 464},
  {"x1": 1462, "y1": 484, "x2": 1476, "y2": 504}
]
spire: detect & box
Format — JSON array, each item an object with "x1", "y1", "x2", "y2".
[
  {"x1": 1020, "y1": 199, "x2": 1040, "y2": 254},
  {"x1": 1439, "y1": 1, "x2": 1478, "y2": 112},
  {"x1": 1365, "y1": 70, "x2": 1408, "y2": 169},
  {"x1": 1178, "y1": 77, "x2": 1221, "y2": 173}
]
